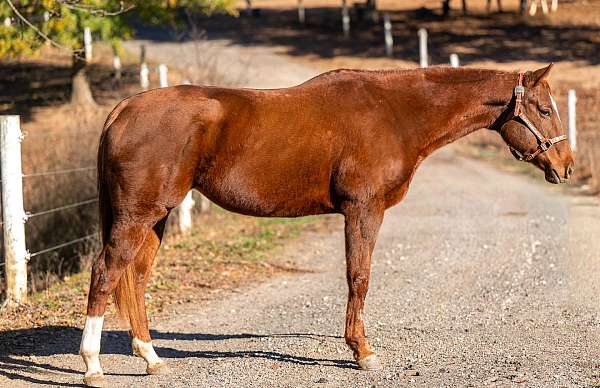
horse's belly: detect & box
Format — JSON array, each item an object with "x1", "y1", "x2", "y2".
[{"x1": 197, "y1": 164, "x2": 334, "y2": 217}]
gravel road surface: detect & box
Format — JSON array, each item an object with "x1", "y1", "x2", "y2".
[
  {"x1": 4, "y1": 147, "x2": 599, "y2": 387},
  {"x1": 3, "y1": 38, "x2": 599, "y2": 388}
]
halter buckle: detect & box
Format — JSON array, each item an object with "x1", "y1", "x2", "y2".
[
  {"x1": 514, "y1": 85, "x2": 525, "y2": 95},
  {"x1": 540, "y1": 139, "x2": 553, "y2": 151}
]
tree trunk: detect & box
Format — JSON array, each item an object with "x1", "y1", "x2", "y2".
[
  {"x1": 70, "y1": 53, "x2": 96, "y2": 106},
  {"x1": 519, "y1": 0, "x2": 527, "y2": 14},
  {"x1": 442, "y1": 0, "x2": 451, "y2": 16}
]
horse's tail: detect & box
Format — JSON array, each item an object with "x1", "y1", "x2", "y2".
[{"x1": 98, "y1": 98, "x2": 143, "y2": 332}]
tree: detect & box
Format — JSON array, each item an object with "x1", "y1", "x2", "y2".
[{"x1": 0, "y1": 0, "x2": 235, "y2": 105}]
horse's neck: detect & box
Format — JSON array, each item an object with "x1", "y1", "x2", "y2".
[{"x1": 379, "y1": 69, "x2": 518, "y2": 157}]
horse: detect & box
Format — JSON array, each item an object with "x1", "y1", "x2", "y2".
[{"x1": 79, "y1": 64, "x2": 574, "y2": 386}]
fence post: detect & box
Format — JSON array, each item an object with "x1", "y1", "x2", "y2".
[
  {"x1": 383, "y1": 13, "x2": 393, "y2": 57},
  {"x1": 158, "y1": 64, "x2": 168, "y2": 88},
  {"x1": 113, "y1": 55, "x2": 122, "y2": 80},
  {"x1": 1, "y1": 116, "x2": 28, "y2": 306},
  {"x1": 342, "y1": 0, "x2": 350, "y2": 38},
  {"x1": 418, "y1": 28, "x2": 428, "y2": 68},
  {"x1": 568, "y1": 89, "x2": 577, "y2": 152},
  {"x1": 140, "y1": 63, "x2": 149, "y2": 90},
  {"x1": 179, "y1": 192, "x2": 195, "y2": 232},
  {"x1": 450, "y1": 53, "x2": 460, "y2": 67},
  {"x1": 83, "y1": 27, "x2": 93, "y2": 62},
  {"x1": 298, "y1": 0, "x2": 305, "y2": 24}
]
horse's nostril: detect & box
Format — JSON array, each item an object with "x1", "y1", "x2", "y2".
[{"x1": 566, "y1": 163, "x2": 575, "y2": 179}]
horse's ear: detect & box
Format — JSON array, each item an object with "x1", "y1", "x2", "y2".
[{"x1": 530, "y1": 63, "x2": 554, "y2": 86}]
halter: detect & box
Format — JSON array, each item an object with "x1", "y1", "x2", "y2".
[{"x1": 508, "y1": 72, "x2": 567, "y2": 162}]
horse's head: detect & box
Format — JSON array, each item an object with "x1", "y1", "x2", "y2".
[{"x1": 498, "y1": 64, "x2": 575, "y2": 184}]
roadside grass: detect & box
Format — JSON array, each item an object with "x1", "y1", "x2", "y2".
[{"x1": 0, "y1": 210, "x2": 330, "y2": 332}]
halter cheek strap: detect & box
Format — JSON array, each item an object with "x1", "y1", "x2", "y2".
[{"x1": 509, "y1": 71, "x2": 567, "y2": 162}]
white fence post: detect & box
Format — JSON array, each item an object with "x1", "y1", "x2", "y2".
[
  {"x1": 83, "y1": 27, "x2": 93, "y2": 62},
  {"x1": 1, "y1": 116, "x2": 28, "y2": 306},
  {"x1": 418, "y1": 28, "x2": 428, "y2": 68},
  {"x1": 113, "y1": 55, "x2": 122, "y2": 80},
  {"x1": 450, "y1": 53, "x2": 460, "y2": 67},
  {"x1": 568, "y1": 89, "x2": 577, "y2": 152},
  {"x1": 342, "y1": 0, "x2": 350, "y2": 38},
  {"x1": 179, "y1": 192, "x2": 195, "y2": 232},
  {"x1": 298, "y1": 0, "x2": 305, "y2": 24},
  {"x1": 158, "y1": 64, "x2": 168, "y2": 88},
  {"x1": 140, "y1": 63, "x2": 149, "y2": 90},
  {"x1": 383, "y1": 13, "x2": 393, "y2": 57}
]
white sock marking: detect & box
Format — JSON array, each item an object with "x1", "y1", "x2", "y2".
[
  {"x1": 80, "y1": 315, "x2": 104, "y2": 377},
  {"x1": 132, "y1": 337, "x2": 162, "y2": 366}
]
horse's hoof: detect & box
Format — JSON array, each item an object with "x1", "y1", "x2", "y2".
[
  {"x1": 357, "y1": 355, "x2": 383, "y2": 371},
  {"x1": 147, "y1": 361, "x2": 170, "y2": 375},
  {"x1": 83, "y1": 373, "x2": 104, "y2": 387}
]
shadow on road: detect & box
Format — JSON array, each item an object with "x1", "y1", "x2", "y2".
[{"x1": 0, "y1": 325, "x2": 355, "y2": 385}]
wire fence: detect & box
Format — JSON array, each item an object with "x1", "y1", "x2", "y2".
[
  {"x1": 0, "y1": 58, "x2": 211, "y2": 303},
  {"x1": 18, "y1": 165, "x2": 99, "y2": 262}
]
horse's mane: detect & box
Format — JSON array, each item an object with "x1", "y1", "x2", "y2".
[{"x1": 304, "y1": 67, "x2": 516, "y2": 86}]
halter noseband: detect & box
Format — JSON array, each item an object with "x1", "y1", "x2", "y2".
[{"x1": 508, "y1": 72, "x2": 567, "y2": 162}]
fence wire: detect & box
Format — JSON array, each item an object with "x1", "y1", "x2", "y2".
[
  {"x1": 23, "y1": 166, "x2": 96, "y2": 178},
  {"x1": 28, "y1": 233, "x2": 98, "y2": 259},
  {"x1": 26, "y1": 198, "x2": 98, "y2": 219}
]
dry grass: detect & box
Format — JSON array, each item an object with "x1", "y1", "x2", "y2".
[
  {"x1": 0, "y1": 211, "x2": 332, "y2": 331},
  {"x1": 0, "y1": 45, "x2": 184, "y2": 298},
  {"x1": 18, "y1": 105, "x2": 107, "y2": 295}
]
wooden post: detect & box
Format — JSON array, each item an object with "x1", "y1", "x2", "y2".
[
  {"x1": 418, "y1": 28, "x2": 428, "y2": 68},
  {"x1": 568, "y1": 89, "x2": 577, "y2": 152},
  {"x1": 383, "y1": 13, "x2": 393, "y2": 57},
  {"x1": 1, "y1": 116, "x2": 28, "y2": 306},
  {"x1": 342, "y1": 0, "x2": 350, "y2": 38},
  {"x1": 83, "y1": 27, "x2": 92, "y2": 62},
  {"x1": 179, "y1": 192, "x2": 195, "y2": 232},
  {"x1": 298, "y1": 0, "x2": 306, "y2": 24},
  {"x1": 450, "y1": 53, "x2": 460, "y2": 67},
  {"x1": 140, "y1": 63, "x2": 149, "y2": 90},
  {"x1": 158, "y1": 64, "x2": 168, "y2": 88},
  {"x1": 113, "y1": 55, "x2": 122, "y2": 80}
]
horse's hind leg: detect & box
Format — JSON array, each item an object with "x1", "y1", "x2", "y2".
[
  {"x1": 80, "y1": 209, "x2": 166, "y2": 386},
  {"x1": 342, "y1": 200, "x2": 384, "y2": 370},
  {"x1": 129, "y1": 217, "x2": 169, "y2": 375}
]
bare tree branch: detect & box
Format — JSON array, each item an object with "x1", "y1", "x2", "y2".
[{"x1": 57, "y1": 1, "x2": 135, "y2": 17}]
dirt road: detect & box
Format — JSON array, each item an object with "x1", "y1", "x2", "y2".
[
  {"x1": 3, "y1": 39, "x2": 600, "y2": 388},
  {"x1": 4, "y1": 145, "x2": 599, "y2": 387}
]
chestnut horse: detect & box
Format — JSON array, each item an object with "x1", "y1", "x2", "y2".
[{"x1": 80, "y1": 64, "x2": 574, "y2": 386}]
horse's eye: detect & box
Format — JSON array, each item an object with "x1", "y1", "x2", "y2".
[{"x1": 539, "y1": 108, "x2": 552, "y2": 118}]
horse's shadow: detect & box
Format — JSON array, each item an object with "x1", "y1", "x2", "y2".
[{"x1": 0, "y1": 325, "x2": 356, "y2": 386}]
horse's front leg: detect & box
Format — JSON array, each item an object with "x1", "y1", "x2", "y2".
[{"x1": 342, "y1": 200, "x2": 384, "y2": 370}]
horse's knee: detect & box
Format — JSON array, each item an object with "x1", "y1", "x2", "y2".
[{"x1": 347, "y1": 271, "x2": 370, "y2": 294}]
